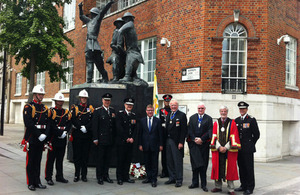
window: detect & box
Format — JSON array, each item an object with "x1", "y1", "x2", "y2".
[
  {"x1": 92, "y1": 65, "x2": 102, "y2": 83},
  {"x1": 221, "y1": 23, "x2": 247, "y2": 94},
  {"x1": 96, "y1": 0, "x2": 145, "y2": 14},
  {"x1": 137, "y1": 37, "x2": 157, "y2": 83},
  {"x1": 15, "y1": 73, "x2": 22, "y2": 95},
  {"x1": 286, "y1": 36, "x2": 297, "y2": 87},
  {"x1": 60, "y1": 59, "x2": 74, "y2": 90},
  {"x1": 36, "y1": 72, "x2": 45, "y2": 89},
  {"x1": 63, "y1": 0, "x2": 76, "y2": 32},
  {"x1": 26, "y1": 80, "x2": 30, "y2": 95}
]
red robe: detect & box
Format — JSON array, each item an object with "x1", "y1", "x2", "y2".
[{"x1": 210, "y1": 119, "x2": 241, "y2": 181}]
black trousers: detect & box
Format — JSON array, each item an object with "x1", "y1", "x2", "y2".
[
  {"x1": 72, "y1": 138, "x2": 91, "y2": 178},
  {"x1": 144, "y1": 150, "x2": 159, "y2": 182},
  {"x1": 96, "y1": 145, "x2": 112, "y2": 179},
  {"x1": 160, "y1": 140, "x2": 168, "y2": 176},
  {"x1": 45, "y1": 145, "x2": 66, "y2": 181},
  {"x1": 238, "y1": 152, "x2": 255, "y2": 191},
  {"x1": 116, "y1": 144, "x2": 133, "y2": 181},
  {"x1": 166, "y1": 138, "x2": 183, "y2": 182},
  {"x1": 26, "y1": 142, "x2": 44, "y2": 186}
]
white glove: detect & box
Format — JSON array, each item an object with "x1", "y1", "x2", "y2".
[
  {"x1": 38, "y1": 134, "x2": 47, "y2": 142},
  {"x1": 80, "y1": 125, "x2": 87, "y2": 133},
  {"x1": 59, "y1": 131, "x2": 67, "y2": 139}
]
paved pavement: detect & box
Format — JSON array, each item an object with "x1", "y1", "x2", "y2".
[{"x1": 0, "y1": 123, "x2": 300, "y2": 195}]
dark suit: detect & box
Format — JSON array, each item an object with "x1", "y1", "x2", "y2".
[
  {"x1": 165, "y1": 110, "x2": 187, "y2": 183},
  {"x1": 159, "y1": 107, "x2": 170, "y2": 176},
  {"x1": 115, "y1": 110, "x2": 137, "y2": 181},
  {"x1": 139, "y1": 117, "x2": 163, "y2": 182},
  {"x1": 187, "y1": 113, "x2": 212, "y2": 188},
  {"x1": 92, "y1": 106, "x2": 116, "y2": 180},
  {"x1": 235, "y1": 114, "x2": 260, "y2": 192}
]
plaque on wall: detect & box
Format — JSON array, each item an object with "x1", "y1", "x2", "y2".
[{"x1": 181, "y1": 67, "x2": 201, "y2": 82}]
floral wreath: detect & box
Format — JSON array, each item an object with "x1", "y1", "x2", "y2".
[{"x1": 129, "y1": 163, "x2": 146, "y2": 179}]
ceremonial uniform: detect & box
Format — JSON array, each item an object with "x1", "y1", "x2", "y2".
[
  {"x1": 116, "y1": 99, "x2": 137, "y2": 183},
  {"x1": 70, "y1": 103, "x2": 94, "y2": 181},
  {"x1": 23, "y1": 99, "x2": 51, "y2": 188},
  {"x1": 235, "y1": 101, "x2": 260, "y2": 194},
  {"x1": 45, "y1": 106, "x2": 72, "y2": 183},
  {"x1": 92, "y1": 104, "x2": 116, "y2": 183}
]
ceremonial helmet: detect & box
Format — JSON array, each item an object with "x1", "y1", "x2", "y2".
[
  {"x1": 90, "y1": 7, "x2": 100, "y2": 15},
  {"x1": 122, "y1": 12, "x2": 135, "y2": 19},
  {"x1": 114, "y1": 17, "x2": 125, "y2": 26},
  {"x1": 52, "y1": 92, "x2": 65, "y2": 101},
  {"x1": 78, "y1": 89, "x2": 89, "y2": 98},
  {"x1": 32, "y1": 85, "x2": 45, "y2": 94}
]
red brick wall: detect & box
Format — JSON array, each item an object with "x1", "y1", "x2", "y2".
[{"x1": 9, "y1": 0, "x2": 300, "y2": 101}]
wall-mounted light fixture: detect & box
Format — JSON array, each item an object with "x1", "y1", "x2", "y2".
[
  {"x1": 277, "y1": 35, "x2": 291, "y2": 45},
  {"x1": 160, "y1": 37, "x2": 171, "y2": 48}
]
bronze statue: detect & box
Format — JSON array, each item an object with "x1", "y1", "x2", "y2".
[
  {"x1": 106, "y1": 18, "x2": 126, "y2": 82},
  {"x1": 112, "y1": 12, "x2": 144, "y2": 82},
  {"x1": 79, "y1": 1, "x2": 114, "y2": 83}
]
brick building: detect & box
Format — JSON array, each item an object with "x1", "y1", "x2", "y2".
[{"x1": 7, "y1": 0, "x2": 300, "y2": 161}]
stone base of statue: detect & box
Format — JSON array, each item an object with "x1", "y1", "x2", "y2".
[{"x1": 67, "y1": 82, "x2": 153, "y2": 167}]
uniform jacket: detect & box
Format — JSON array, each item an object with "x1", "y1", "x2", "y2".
[
  {"x1": 70, "y1": 104, "x2": 94, "y2": 140},
  {"x1": 138, "y1": 116, "x2": 163, "y2": 152},
  {"x1": 166, "y1": 110, "x2": 187, "y2": 153},
  {"x1": 210, "y1": 119, "x2": 241, "y2": 181},
  {"x1": 49, "y1": 107, "x2": 72, "y2": 147},
  {"x1": 115, "y1": 110, "x2": 137, "y2": 145},
  {"x1": 235, "y1": 114, "x2": 260, "y2": 153},
  {"x1": 92, "y1": 106, "x2": 116, "y2": 145},
  {"x1": 23, "y1": 101, "x2": 51, "y2": 145}
]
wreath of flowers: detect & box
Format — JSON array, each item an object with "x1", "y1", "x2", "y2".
[{"x1": 129, "y1": 163, "x2": 146, "y2": 179}]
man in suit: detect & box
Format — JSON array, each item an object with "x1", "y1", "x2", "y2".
[
  {"x1": 164, "y1": 99, "x2": 187, "y2": 187},
  {"x1": 92, "y1": 93, "x2": 116, "y2": 185},
  {"x1": 187, "y1": 102, "x2": 213, "y2": 192},
  {"x1": 115, "y1": 98, "x2": 137, "y2": 185},
  {"x1": 235, "y1": 101, "x2": 260, "y2": 195},
  {"x1": 159, "y1": 94, "x2": 172, "y2": 178},
  {"x1": 139, "y1": 104, "x2": 163, "y2": 187}
]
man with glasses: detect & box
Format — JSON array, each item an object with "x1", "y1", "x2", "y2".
[
  {"x1": 187, "y1": 103, "x2": 213, "y2": 192},
  {"x1": 92, "y1": 93, "x2": 116, "y2": 185}
]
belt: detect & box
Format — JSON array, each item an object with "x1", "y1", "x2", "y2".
[
  {"x1": 35, "y1": 125, "x2": 47, "y2": 129},
  {"x1": 57, "y1": 126, "x2": 66, "y2": 130}
]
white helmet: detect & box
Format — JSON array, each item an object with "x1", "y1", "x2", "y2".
[
  {"x1": 52, "y1": 92, "x2": 65, "y2": 101},
  {"x1": 78, "y1": 89, "x2": 89, "y2": 98},
  {"x1": 32, "y1": 85, "x2": 45, "y2": 94}
]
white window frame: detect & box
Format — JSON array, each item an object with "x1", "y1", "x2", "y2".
[
  {"x1": 285, "y1": 36, "x2": 298, "y2": 90},
  {"x1": 25, "y1": 79, "x2": 30, "y2": 95},
  {"x1": 63, "y1": 0, "x2": 76, "y2": 33},
  {"x1": 92, "y1": 65, "x2": 102, "y2": 83},
  {"x1": 15, "y1": 73, "x2": 22, "y2": 96},
  {"x1": 221, "y1": 23, "x2": 247, "y2": 93},
  {"x1": 36, "y1": 72, "x2": 45, "y2": 89},
  {"x1": 60, "y1": 59, "x2": 74, "y2": 92},
  {"x1": 96, "y1": 0, "x2": 146, "y2": 15},
  {"x1": 137, "y1": 37, "x2": 157, "y2": 84}
]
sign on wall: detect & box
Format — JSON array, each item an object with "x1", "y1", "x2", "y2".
[{"x1": 181, "y1": 67, "x2": 201, "y2": 82}]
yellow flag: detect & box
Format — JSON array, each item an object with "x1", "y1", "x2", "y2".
[{"x1": 153, "y1": 70, "x2": 159, "y2": 117}]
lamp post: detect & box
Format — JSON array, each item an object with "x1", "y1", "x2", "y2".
[{"x1": 1, "y1": 49, "x2": 7, "y2": 136}]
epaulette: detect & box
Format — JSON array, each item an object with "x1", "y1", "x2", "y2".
[
  {"x1": 132, "y1": 112, "x2": 136, "y2": 115},
  {"x1": 119, "y1": 110, "x2": 124, "y2": 112},
  {"x1": 95, "y1": 107, "x2": 101, "y2": 110},
  {"x1": 248, "y1": 115, "x2": 253, "y2": 118},
  {"x1": 23, "y1": 103, "x2": 35, "y2": 118},
  {"x1": 89, "y1": 105, "x2": 94, "y2": 113},
  {"x1": 67, "y1": 109, "x2": 72, "y2": 120}
]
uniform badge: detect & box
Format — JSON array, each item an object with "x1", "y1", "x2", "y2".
[
  {"x1": 176, "y1": 121, "x2": 180, "y2": 127},
  {"x1": 198, "y1": 123, "x2": 201, "y2": 128},
  {"x1": 112, "y1": 113, "x2": 116, "y2": 118},
  {"x1": 243, "y1": 123, "x2": 250, "y2": 128},
  {"x1": 131, "y1": 119, "x2": 136, "y2": 124},
  {"x1": 87, "y1": 108, "x2": 90, "y2": 112}
]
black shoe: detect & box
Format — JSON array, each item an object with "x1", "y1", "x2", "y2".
[
  {"x1": 202, "y1": 186, "x2": 209, "y2": 192},
  {"x1": 243, "y1": 190, "x2": 253, "y2": 195},
  {"x1": 117, "y1": 180, "x2": 123, "y2": 185},
  {"x1": 74, "y1": 176, "x2": 79, "y2": 182},
  {"x1": 47, "y1": 179, "x2": 54, "y2": 186},
  {"x1": 125, "y1": 178, "x2": 135, "y2": 183},
  {"x1": 235, "y1": 186, "x2": 245, "y2": 192},
  {"x1": 97, "y1": 178, "x2": 104, "y2": 185},
  {"x1": 104, "y1": 177, "x2": 113, "y2": 183},
  {"x1": 165, "y1": 179, "x2": 176, "y2": 184},
  {"x1": 175, "y1": 182, "x2": 182, "y2": 187},
  {"x1": 142, "y1": 179, "x2": 151, "y2": 184},
  {"x1": 56, "y1": 178, "x2": 68, "y2": 183},
  {"x1": 160, "y1": 172, "x2": 168, "y2": 178},
  {"x1": 82, "y1": 177, "x2": 87, "y2": 182},
  {"x1": 188, "y1": 183, "x2": 199, "y2": 189},
  {"x1": 28, "y1": 185, "x2": 35, "y2": 191},
  {"x1": 36, "y1": 184, "x2": 47, "y2": 189},
  {"x1": 152, "y1": 182, "x2": 157, "y2": 187}
]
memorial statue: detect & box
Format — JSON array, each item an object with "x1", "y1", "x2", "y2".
[
  {"x1": 79, "y1": 0, "x2": 114, "y2": 83},
  {"x1": 106, "y1": 18, "x2": 126, "y2": 82},
  {"x1": 112, "y1": 12, "x2": 144, "y2": 82}
]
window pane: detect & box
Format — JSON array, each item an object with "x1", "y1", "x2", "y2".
[
  {"x1": 222, "y1": 38, "x2": 229, "y2": 50},
  {"x1": 230, "y1": 39, "x2": 238, "y2": 50},
  {"x1": 230, "y1": 52, "x2": 238, "y2": 64},
  {"x1": 222, "y1": 52, "x2": 229, "y2": 64},
  {"x1": 230, "y1": 65, "x2": 237, "y2": 77},
  {"x1": 222, "y1": 65, "x2": 229, "y2": 77},
  {"x1": 239, "y1": 39, "x2": 246, "y2": 50},
  {"x1": 238, "y1": 65, "x2": 245, "y2": 77},
  {"x1": 238, "y1": 52, "x2": 245, "y2": 64}
]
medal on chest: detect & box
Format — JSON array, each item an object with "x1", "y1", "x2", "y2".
[{"x1": 221, "y1": 127, "x2": 225, "y2": 132}]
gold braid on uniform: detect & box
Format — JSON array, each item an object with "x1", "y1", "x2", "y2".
[
  {"x1": 51, "y1": 109, "x2": 70, "y2": 120},
  {"x1": 24, "y1": 103, "x2": 50, "y2": 118}
]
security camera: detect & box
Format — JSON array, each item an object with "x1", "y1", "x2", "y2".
[
  {"x1": 160, "y1": 38, "x2": 171, "y2": 47},
  {"x1": 283, "y1": 36, "x2": 291, "y2": 44}
]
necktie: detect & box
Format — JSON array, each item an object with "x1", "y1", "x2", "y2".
[{"x1": 149, "y1": 118, "x2": 151, "y2": 131}]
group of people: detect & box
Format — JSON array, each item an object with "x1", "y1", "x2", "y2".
[{"x1": 22, "y1": 85, "x2": 260, "y2": 195}]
